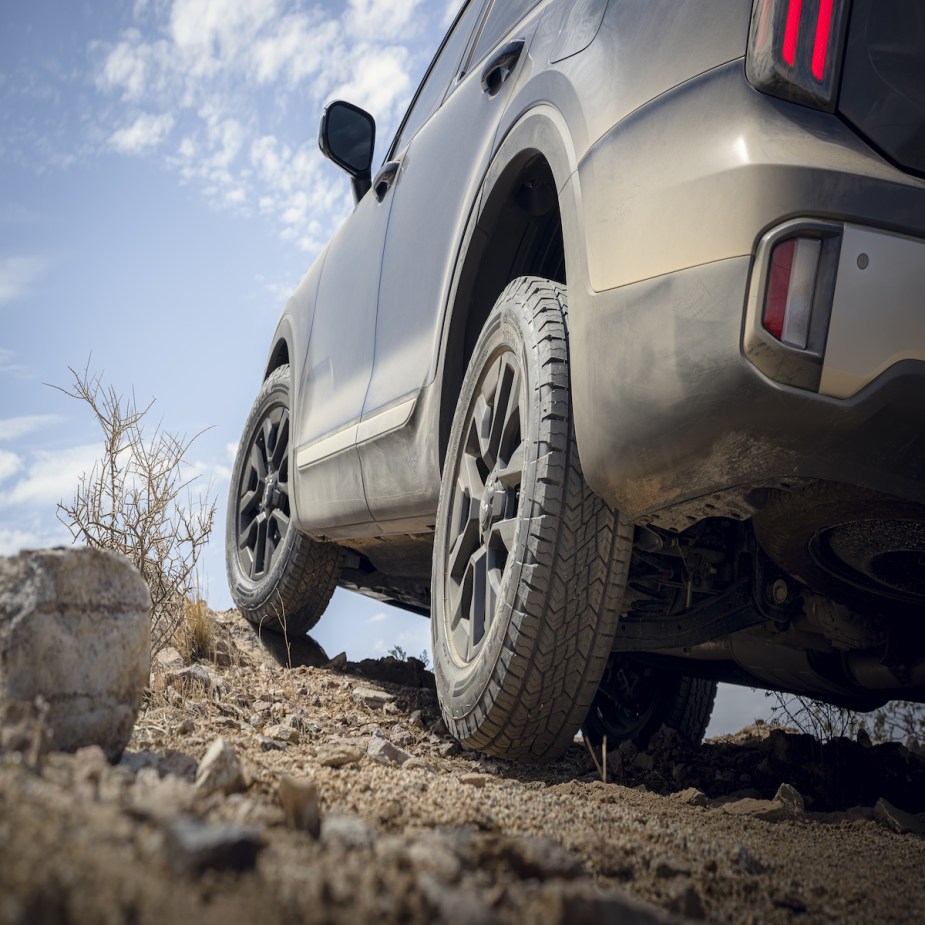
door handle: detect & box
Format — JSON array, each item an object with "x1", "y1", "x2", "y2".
[
  {"x1": 481, "y1": 39, "x2": 525, "y2": 96},
  {"x1": 373, "y1": 160, "x2": 401, "y2": 201}
]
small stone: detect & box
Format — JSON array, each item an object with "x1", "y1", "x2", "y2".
[
  {"x1": 160, "y1": 750, "x2": 198, "y2": 781},
  {"x1": 460, "y1": 772, "x2": 491, "y2": 789},
  {"x1": 278, "y1": 777, "x2": 321, "y2": 836},
  {"x1": 162, "y1": 815, "x2": 263, "y2": 875},
  {"x1": 722, "y1": 797, "x2": 793, "y2": 822},
  {"x1": 177, "y1": 718, "x2": 196, "y2": 735},
  {"x1": 653, "y1": 857, "x2": 691, "y2": 879},
  {"x1": 367, "y1": 735, "x2": 413, "y2": 766},
  {"x1": 155, "y1": 646, "x2": 185, "y2": 670},
  {"x1": 194, "y1": 737, "x2": 248, "y2": 796},
  {"x1": 773, "y1": 782, "x2": 805, "y2": 814},
  {"x1": 320, "y1": 814, "x2": 377, "y2": 850},
  {"x1": 166, "y1": 664, "x2": 220, "y2": 693},
  {"x1": 874, "y1": 798, "x2": 925, "y2": 836},
  {"x1": 632, "y1": 752, "x2": 655, "y2": 772},
  {"x1": 258, "y1": 734, "x2": 286, "y2": 751},
  {"x1": 731, "y1": 845, "x2": 767, "y2": 875},
  {"x1": 402, "y1": 757, "x2": 434, "y2": 773},
  {"x1": 408, "y1": 710, "x2": 423, "y2": 727},
  {"x1": 265, "y1": 723, "x2": 300, "y2": 744},
  {"x1": 436, "y1": 741, "x2": 459, "y2": 758},
  {"x1": 318, "y1": 744, "x2": 364, "y2": 768},
  {"x1": 672, "y1": 787, "x2": 708, "y2": 807},
  {"x1": 488, "y1": 835, "x2": 585, "y2": 880},
  {"x1": 383, "y1": 701, "x2": 400, "y2": 715},
  {"x1": 666, "y1": 879, "x2": 706, "y2": 920},
  {"x1": 390, "y1": 724, "x2": 414, "y2": 747},
  {"x1": 353, "y1": 686, "x2": 396, "y2": 709},
  {"x1": 325, "y1": 652, "x2": 348, "y2": 670}
]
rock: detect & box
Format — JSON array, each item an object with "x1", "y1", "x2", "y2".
[
  {"x1": 320, "y1": 814, "x2": 377, "y2": 850},
  {"x1": 0, "y1": 697, "x2": 55, "y2": 765},
  {"x1": 460, "y1": 772, "x2": 491, "y2": 788},
  {"x1": 353, "y1": 686, "x2": 395, "y2": 709},
  {"x1": 632, "y1": 752, "x2": 655, "y2": 772},
  {"x1": 482, "y1": 835, "x2": 585, "y2": 880},
  {"x1": 264, "y1": 723, "x2": 300, "y2": 744},
  {"x1": 653, "y1": 857, "x2": 691, "y2": 879},
  {"x1": 194, "y1": 737, "x2": 248, "y2": 795},
  {"x1": 318, "y1": 744, "x2": 364, "y2": 768},
  {"x1": 0, "y1": 548, "x2": 150, "y2": 760},
  {"x1": 162, "y1": 815, "x2": 263, "y2": 875},
  {"x1": 278, "y1": 777, "x2": 321, "y2": 836},
  {"x1": 408, "y1": 710, "x2": 423, "y2": 727},
  {"x1": 722, "y1": 795, "x2": 799, "y2": 822},
  {"x1": 160, "y1": 750, "x2": 199, "y2": 782},
  {"x1": 666, "y1": 879, "x2": 706, "y2": 920},
  {"x1": 128, "y1": 772, "x2": 198, "y2": 820},
  {"x1": 773, "y1": 782, "x2": 805, "y2": 814},
  {"x1": 154, "y1": 646, "x2": 185, "y2": 670},
  {"x1": 857, "y1": 728, "x2": 873, "y2": 748},
  {"x1": 389, "y1": 724, "x2": 414, "y2": 747},
  {"x1": 325, "y1": 652, "x2": 348, "y2": 670},
  {"x1": 731, "y1": 845, "x2": 767, "y2": 875},
  {"x1": 549, "y1": 883, "x2": 678, "y2": 925},
  {"x1": 436, "y1": 741, "x2": 459, "y2": 758},
  {"x1": 367, "y1": 734, "x2": 413, "y2": 766},
  {"x1": 165, "y1": 664, "x2": 220, "y2": 693},
  {"x1": 874, "y1": 798, "x2": 925, "y2": 836},
  {"x1": 672, "y1": 787, "x2": 709, "y2": 807},
  {"x1": 402, "y1": 757, "x2": 434, "y2": 773},
  {"x1": 258, "y1": 734, "x2": 286, "y2": 751}
]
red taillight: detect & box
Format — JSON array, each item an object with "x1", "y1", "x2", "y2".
[
  {"x1": 811, "y1": 0, "x2": 835, "y2": 79},
  {"x1": 763, "y1": 237, "x2": 822, "y2": 349},
  {"x1": 782, "y1": 0, "x2": 803, "y2": 66},
  {"x1": 747, "y1": 0, "x2": 850, "y2": 112}
]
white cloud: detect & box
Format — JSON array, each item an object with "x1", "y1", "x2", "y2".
[
  {"x1": 110, "y1": 112, "x2": 176, "y2": 153},
  {"x1": 0, "y1": 414, "x2": 64, "y2": 441},
  {"x1": 367, "y1": 611, "x2": 387, "y2": 624},
  {"x1": 0, "y1": 450, "x2": 21, "y2": 482},
  {"x1": 89, "y1": 0, "x2": 445, "y2": 259},
  {"x1": 0, "y1": 256, "x2": 49, "y2": 306},
  {"x1": 0, "y1": 443, "x2": 101, "y2": 508}
]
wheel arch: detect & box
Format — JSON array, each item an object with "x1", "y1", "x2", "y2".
[{"x1": 436, "y1": 107, "x2": 589, "y2": 470}]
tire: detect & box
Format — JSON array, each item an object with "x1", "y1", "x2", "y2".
[
  {"x1": 582, "y1": 656, "x2": 717, "y2": 748},
  {"x1": 431, "y1": 277, "x2": 634, "y2": 760},
  {"x1": 226, "y1": 365, "x2": 342, "y2": 636}
]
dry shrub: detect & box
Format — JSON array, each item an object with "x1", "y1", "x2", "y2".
[
  {"x1": 54, "y1": 363, "x2": 215, "y2": 656},
  {"x1": 178, "y1": 598, "x2": 214, "y2": 663}
]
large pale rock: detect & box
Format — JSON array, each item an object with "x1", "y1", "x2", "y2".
[{"x1": 0, "y1": 548, "x2": 150, "y2": 760}]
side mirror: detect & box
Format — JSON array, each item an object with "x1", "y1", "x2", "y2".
[{"x1": 319, "y1": 100, "x2": 376, "y2": 203}]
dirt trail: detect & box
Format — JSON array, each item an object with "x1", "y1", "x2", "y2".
[{"x1": 1, "y1": 609, "x2": 923, "y2": 925}]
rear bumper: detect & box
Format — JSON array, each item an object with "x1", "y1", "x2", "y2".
[
  {"x1": 570, "y1": 252, "x2": 925, "y2": 524},
  {"x1": 569, "y1": 61, "x2": 925, "y2": 524}
]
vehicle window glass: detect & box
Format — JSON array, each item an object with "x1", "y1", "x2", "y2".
[
  {"x1": 468, "y1": 0, "x2": 540, "y2": 68},
  {"x1": 391, "y1": 0, "x2": 487, "y2": 154}
]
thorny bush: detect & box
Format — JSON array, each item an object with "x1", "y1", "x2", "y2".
[{"x1": 54, "y1": 364, "x2": 215, "y2": 656}]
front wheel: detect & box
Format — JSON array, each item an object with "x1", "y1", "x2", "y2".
[
  {"x1": 431, "y1": 277, "x2": 634, "y2": 760},
  {"x1": 226, "y1": 364, "x2": 342, "y2": 637}
]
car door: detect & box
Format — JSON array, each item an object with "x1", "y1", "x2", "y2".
[
  {"x1": 293, "y1": 158, "x2": 393, "y2": 528},
  {"x1": 359, "y1": 0, "x2": 543, "y2": 521}
]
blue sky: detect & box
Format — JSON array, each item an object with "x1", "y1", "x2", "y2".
[{"x1": 0, "y1": 0, "x2": 766, "y2": 735}]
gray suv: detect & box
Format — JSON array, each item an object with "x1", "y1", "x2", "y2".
[{"x1": 227, "y1": 0, "x2": 925, "y2": 759}]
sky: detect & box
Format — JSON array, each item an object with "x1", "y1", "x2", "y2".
[{"x1": 0, "y1": 0, "x2": 768, "y2": 736}]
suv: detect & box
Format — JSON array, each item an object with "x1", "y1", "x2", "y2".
[{"x1": 227, "y1": 0, "x2": 925, "y2": 759}]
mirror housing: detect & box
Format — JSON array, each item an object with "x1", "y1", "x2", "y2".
[{"x1": 319, "y1": 100, "x2": 376, "y2": 203}]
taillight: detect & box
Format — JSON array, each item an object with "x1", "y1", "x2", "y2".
[
  {"x1": 746, "y1": 0, "x2": 851, "y2": 111},
  {"x1": 763, "y1": 237, "x2": 822, "y2": 349}
]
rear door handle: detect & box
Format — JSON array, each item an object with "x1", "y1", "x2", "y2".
[
  {"x1": 481, "y1": 39, "x2": 525, "y2": 96},
  {"x1": 373, "y1": 160, "x2": 401, "y2": 201}
]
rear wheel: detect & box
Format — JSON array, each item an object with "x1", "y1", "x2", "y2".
[
  {"x1": 431, "y1": 277, "x2": 634, "y2": 760},
  {"x1": 582, "y1": 656, "x2": 717, "y2": 748},
  {"x1": 226, "y1": 365, "x2": 342, "y2": 636}
]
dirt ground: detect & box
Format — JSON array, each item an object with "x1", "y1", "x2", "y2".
[{"x1": 1, "y1": 608, "x2": 924, "y2": 925}]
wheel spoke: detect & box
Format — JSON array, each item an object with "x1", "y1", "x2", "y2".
[
  {"x1": 270, "y1": 508, "x2": 290, "y2": 536},
  {"x1": 486, "y1": 358, "x2": 517, "y2": 466},
  {"x1": 250, "y1": 442, "x2": 267, "y2": 480},
  {"x1": 238, "y1": 513, "x2": 260, "y2": 552},
  {"x1": 495, "y1": 441, "x2": 524, "y2": 489},
  {"x1": 270, "y1": 410, "x2": 289, "y2": 470},
  {"x1": 253, "y1": 513, "x2": 268, "y2": 577},
  {"x1": 467, "y1": 547, "x2": 488, "y2": 659},
  {"x1": 490, "y1": 516, "x2": 518, "y2": 554},
  {"x1": 238, "y1": 486, "x2": 261, "y2": 516}
]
